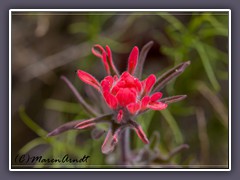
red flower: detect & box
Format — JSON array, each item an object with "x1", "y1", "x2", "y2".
[
  {"x1": 48, "y1": 43, "x2": 189, "y2": 154},
  {"x1": 76, "y1": 45, "x2": 167, "y2": 150},
  {"x1": 77, "y1": 46, "x2": 167, "y2": 116}
]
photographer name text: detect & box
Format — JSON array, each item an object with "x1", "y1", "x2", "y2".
[{"x1": 15, "y1": 154, "x2": 90, "y2": 164}]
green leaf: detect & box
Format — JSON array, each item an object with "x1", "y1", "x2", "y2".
[
  {"x1": 194, "y1": 42, "x2": 220, "y2": 91},
  {"x1": 149, "y1": 131, "x2": 160, "y2": 151},
  {"x1": 135, "y1": 111, "x2": 156, "y2": 148},
  {"x1": 19, "y1": 137, "x2": 46, "y2": 154},
  {"x1": 160, "y1": 109, "x2": 183, "y2": 145},
  {"x1": 19, "y1": 106, "x2": 47, "y2": 137},
  {"x1": 137, "y1": 110, "x2": 156, "y2": 133},
  {"x1": 44, "y1": 99, "x2": 84, "y2": 114},
  {"x1": 68, "y1": 22, "x2": 89, "y2": 34},
  {"x1": 158, "y1": 12, "x2": 185, "y2": 31},
  {"x1": 19, "y1": 106, "x2": 93, "y2": 158}
]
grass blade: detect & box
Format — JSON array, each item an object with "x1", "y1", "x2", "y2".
[
  {"x1": 194, "y1": 43, "x2": 220, "y2": 91},
  {"x1": 160, "y1": 109, "x2": 183, "y2": 144}
]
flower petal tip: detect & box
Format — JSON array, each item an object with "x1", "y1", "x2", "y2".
[
  {"x1": 127, "y1": 46, "x2": 139, "y2": 74},
  {"x1": 144, "y1": 74, "x2": 156, "y2": 94},
  {"x1": 148, "y1": 102, "x2": 168, "y2": 110},
  {"x1": 77, "y1": 70, "x2": 101, "y2": 91},
  {"x1": 92, "y1": 44, "x2": 105, "y2": 58},
  {"x1": 150, "y1": 92, "x2": 163, "y2": 101},
  {"x1": 177, "y1": 61, "x2": 191, "y2": 72}
]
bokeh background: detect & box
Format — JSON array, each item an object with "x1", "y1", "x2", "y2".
[{"x1": 11, "y1": 11, "x2": 229, "y2": 168}]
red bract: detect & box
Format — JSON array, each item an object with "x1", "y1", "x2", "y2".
[
  {"x1": 127, "y1": 46, "x2": 139, "y2": 74},
  {"x1": 76, "y1": 45, "x2": 167, "y2": 150},
  {"x1": 78, "y1": 46, "x2": 167, "y2": 116},
  {"x1": 48, "y1": 43, "x2": 190, "y2": 154},
  {"x1": 100, "y1": 72, "x2": 167, "y2": 115}
]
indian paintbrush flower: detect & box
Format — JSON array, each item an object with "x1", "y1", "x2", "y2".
[{"x1": 48, "y1": 41, "x2": 190, "y2": 154}]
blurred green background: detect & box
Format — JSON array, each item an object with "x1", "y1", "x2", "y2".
[{"x1": 11, "y1": 11, "x2": 229, "y2": 168}]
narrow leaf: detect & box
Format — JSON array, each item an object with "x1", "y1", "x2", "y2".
[
  {"x1": 129, "y1": 120, "x2": 149, "y2": 144},
  {"x1": 47, "y1": 120, "x2": 84, "y2": 137},
  {"x1": 48, "y1": 114, "x2": 113, "y2": 137},
  {"x1": 74, "y1": 113, "x2": 113, "y2": 129},
  {"x1": 149, "y1": 131, "x2": 160, "y2": 151},
  {"x1": 61, "y1": 75, "x2": 100, "y2": 117},
  {"x1": 135, "y1": 41, "x2": 154, "y2": 78},
  {"x1": 112, "y1": 126, "x2": 126, "y2": 145},
  {"x1": 159, "y1": 95, "x2": 187, "y2": 104},
  {"x1": 19, "y1": 137, "x2": 46, "y2": 155},
  {"x1": 160, "y1": 109, "x2": 183, "y2": 144},
  {"x1": 194, "y1": 43, "x2": 220, "y2": 91},
  {"x1": 152, "y1": 61, "x2": 191, "y2": 92},
  {"x1": 101, "y1": 129, "x2": 117, "y2": 154},
  {"x1": 74, "y1": 119, "x2": 96, "y2": 130},
  {"x1": 19, "y1": 106, "x2": 47, "y2": 137},
  {"x1": 134, "y1": 125, "x2": 149, "y2": 144},
  {"x1": 91, "y1": 128, "x2": 106, "y2": 140}
]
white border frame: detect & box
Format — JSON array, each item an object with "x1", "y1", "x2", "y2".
[{"x1": 9, "y1": 9, "x2": 231, "y2": 171}]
